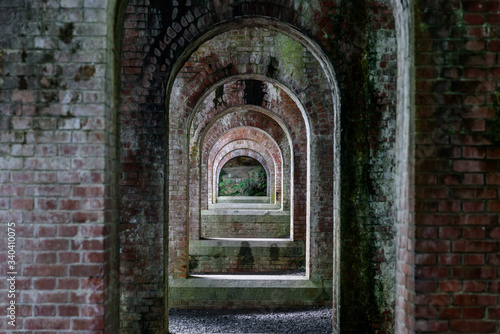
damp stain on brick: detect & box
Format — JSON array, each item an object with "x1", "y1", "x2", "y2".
[
  {"x1": 489, "y1": 91, "x2": 500, "y2": 144},
  {"x1": 269, "y1": 243, "x2": 279, "y2": 261},
  {"x1": 41, "y1": 91, "x2": 59, "y2": 103},
  {"x1": 188, "y1": 255, "x2": 199, "y2": 271},
  {"x1": 339, "y1": 0, "x2": 386, "y2": 332},
  {"x1": 41, "y1": 53, "x2": 55, "y2": 63},
  {"x1": 40, "y1": 77, "x2": 59, "y2": 89},
  {"x1": 237, "y1": 241, "x2": 254, "y2": 268},
  {"x1": 74, "y1": 65, "x2": 96, "y2": 82},
  {"x1": 59, "y1": 22, "x2": 74, "y2": 44},
  {"x1": 213, "y1": 85, "x2": 225, "y2": 109},
  {"x1": 267, "y1": 56, "x2": 278, "y2": 78},
  {"x1": 275, "y1": 34, "x2": 305, "y2": 77},
  {"x1": 244, "y1": 80, "x2": 266, "y2": 106},
  {"x1": 18, "y1": 75, "x2": 28, "y2": 90}
]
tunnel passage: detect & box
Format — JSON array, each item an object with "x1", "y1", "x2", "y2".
[
  {"x1": 118, "y1": 1, "x2": 398, "y2": 331},
  {"x1": 169, "y1": 25, "x2": 334, "y2": 305}
]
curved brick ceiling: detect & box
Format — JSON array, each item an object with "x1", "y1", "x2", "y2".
[
  {"x1": 170, "y1": 26, "x2": 334, "y2": 140},
  {"x1": 200, "y1": 109, "x2": 289, "y2": 164}
]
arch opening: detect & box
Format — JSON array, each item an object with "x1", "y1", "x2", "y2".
[
  {"x1": 165, "y1": 23, "x2": 338, "y2": 321},
  {"x1": 218, "y1": 155, "x2": 269, "y2": 197},
  {"x1": 116, "y1": 0, "x2": 404, "y2": 331},
  {"x1": 112, "y1": 0, "x2": 406, "y2": 332}
]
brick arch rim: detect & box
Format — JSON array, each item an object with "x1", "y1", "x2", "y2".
[
  {"x1": 197, "y1": 105, "x2": 294, "y2": 209},
  {"x1": 213, "y1": 140, "x2": 278, "y2": 182},
  {"x1": 208, "y1": 127, "x2": 283, "y2": 204},
  {"x1": 389, "y1": 0, "x2": 414, "y2": 332},
  {"x1": 185, "y1": 73, "x2": 314, "y2": 144},
  {"x1": 216, "y1": 150, "x2": 273, "y2": 199},
  {"x1": 196, "y1": 105, "x2": 295, "y2": 165},
  {"x1": 165, "y1": 16, "x2": 341, "y2": 114},
  {"x1": 209, "y1": 127, "x2": 283, "y2": 168},
  {"x1": 213, "y1": 140, "x2": 279, "y2": 198},
  {"x1": 188, "y1": 76, "x2": 305, "y2": 221}
]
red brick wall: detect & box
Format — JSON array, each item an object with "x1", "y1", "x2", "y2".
[
  {"x1": 414, "y1": 1, "x2": 500, "y2": 333},
  {"x1": 0, "y1": 0, "x2": 123, "y2": 332},
  {"x1": 7, "y1": 0, "x2": 500, "y2": 332}
]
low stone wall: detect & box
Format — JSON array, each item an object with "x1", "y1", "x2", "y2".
[
  {"x1": 169, "y1": 278, "x2": 332, "y2": 309},
  {"x1": 189, "y1": 239, "x2": 305, "y2": 274},
  {"x1": 216, "y1": 196, "x2": 271, "y2": 204},
  {"x1": 201, "y1": 210, "x2": 290, "y2": 238}
]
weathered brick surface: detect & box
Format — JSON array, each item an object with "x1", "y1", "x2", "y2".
[
  {"x1": 201, "y1": 217, "x2": 290, "y2": 240},
  {"x1": 189, "y1": 240, "x2": 304, "y2": 274},
  {"x1": 0, "y1": 0, "x2": 123, "y2": 332},
  {"x1": 413, "y1": 0, "x2": 500, "y2": 333}
]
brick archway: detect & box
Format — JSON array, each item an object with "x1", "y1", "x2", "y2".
[
  {"x1": 196, "y1": 102, "x2": 300, "y2": 213},
  {"x1": 198, "y1": 107, "x2": 292, "y2": 210},
  {"x1": 211, "y1": 139, "x2": 278, "y2": 203},
  {"x1": 215, "y1": 149, "x2": 273, "y2": 199},
  {"x1": 9, "y1": 0, "x2": 489, "y2": 331},
  {"x1": 119, "y1": 10, "x2": 340, "y2": 330},
  {"x1": 165, "y1": 22, "x2": 338, "y2": 316},
  {"x1": 118, "y1": 1, "x2": 402, "y2": 332},
  {"x1": 212, "y1": 137, "x2": 280, "y2": 200}
]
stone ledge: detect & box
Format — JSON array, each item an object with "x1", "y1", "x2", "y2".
[
  {"x1": 202, "y1": 210, "x2": 290, "y2": 217},
  {"x1": 201, "y1": 210, "x2": 291, "y2": 238},
  {"x1": 189, "y1": 239, "x2": 305, "y2": 274},
  {"x1": 169, "y1": 277, "x2": 333, "y2": 309},
  {"x1": 217, "y1": 196, "x2": 271, "y2": 204},
  {"x1": 209, "y1": 202, "x2": 281, "y2": 210},
  {"x1": 191, "y1": 238, "x2": 299, "y2": 248}
]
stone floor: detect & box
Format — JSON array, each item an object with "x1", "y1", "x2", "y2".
[{"x1": 169, "y1": 306, "x2": 334, "y2": 333}]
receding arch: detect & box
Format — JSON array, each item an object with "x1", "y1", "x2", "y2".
[
  {"x1": 212, "y1": 140, "x2": 278, "y2": 205},
  {"x1": 112, "y1": 1, "x2": 412, "y2": 333},
  {"x1": 195, "y1": 105, "x2": 293, "y2": 208},
  {"x1": 208, "y1": 127, "x2": 283, "y2": 202},
  {"x1": 118, "y1": 7, "x2": 344, "y2": 332},
  {"x1": 165, "y1": 18, "x2": 341, "y2": 115},
  {"x1": 164, "y1": 17, "x2": 340, "y2": 315}
]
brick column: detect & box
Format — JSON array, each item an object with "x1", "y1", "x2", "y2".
[
  {"x1": 0, "y1": 0, "x2": 121, "y2": 331},
  {"x1": 414, "y1": 0, "x2": 500, "y2": 333}
]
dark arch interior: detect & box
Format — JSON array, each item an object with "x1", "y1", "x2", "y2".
[{"x1": 218, "y1": 156, "x2": 267, "y2": 197}]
